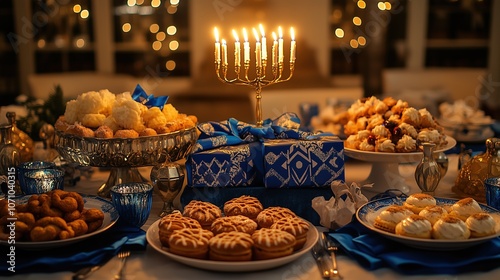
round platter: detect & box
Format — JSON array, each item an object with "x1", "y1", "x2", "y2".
[
  {"x1": 0, "y1": 195, "x2": 119, "y2": 250},
  {"x1": 344, "y1": 137, "x2": 457, "y2": 163},
  {"x1": 146, "y1": 219, "x2": 319, "y2": 272},
  {"x1": 55, "y1": 127, "x2": 198, "y2": 167},
  {"x1": 356, "y1": 196, "x2": 500, "y2": 251}
]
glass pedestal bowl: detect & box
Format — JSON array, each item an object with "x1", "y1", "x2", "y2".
[{"x1": 55, "y1": 127, "x2": 198, "y2": 198}]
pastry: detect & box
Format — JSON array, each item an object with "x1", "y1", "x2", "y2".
[
  {"x1": 182, "y1": 200, "x2": 222, "y2": 229},
  {"x1": 418, "y1": 205, "x2": 448, "y2": 225},
  {"x1": 168, "y1": 228, "x2": 214, "y2": 259},
  {"x1": 448, "y1": 197, "x2": 483, "y2": 221},
  {"x1": 403, "y1": 193, "x2": 436, "y2": 214},
  {"x1": 465, "y1": 213, "x2": 497, "y2": 238},
  {"x1": 432, "y1": 215, "x2": 471, "y2": 240},
  {"x1": 223, "y1": 195, "x2": 264, "y2": 221},
  {"x1": 395, "y1": 214, "x2": 432, "y2": 239},
  {"x1": 251, "y1": 228, "x2": 296, "y2": 260},
  {"x1": 158, "y1": 212, "x2": 201, "y2": 247},
  {"x1": 94, "y1": 125, "x2": 114, "y2": 138},
  {"x1": 270, "y1": 217, "x2": 309, "y2": 251},
  {"x1": 210, "y1": 215, "x2": 258, "y2": 236},
  {"x1": 256, "y1": 207, "x2": 297, "y2": 228},
  {"x1": 208, "y1": 231, "x2": 254, "y2": 261},
  {"x1": 373, "y1": 205, "x2": 413, "y2": 233}
]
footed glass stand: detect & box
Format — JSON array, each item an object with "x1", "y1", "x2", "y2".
[
  {"x1": 344, "y1": 137, "x2": 456, "y2": 199},
  {"x1": 55, "y1": 128, "x2": 198, "y2": 198}
]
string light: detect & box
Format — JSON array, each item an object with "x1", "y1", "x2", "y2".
[
  {"x1": 151, "y1": 0, "x2": 161, "y2": 8},
  {"x1": 156, "y1": 31, "x2": 166, "y2": 41},
  {"x1": 169, "y1": 40, "x2": 179, "y2": 51},
  {"x1": 335, "y1": 28, "x2": 344, "y2": 38},
  {"x1": 80, "y1": 9, "x2": 89, "y2": 19},
  {"x1": 150, "y1": 23, "x2": 160, "y2": 33},
  {"x1": 166, "y1": 25, "x2": 177, "y2": 35},
  {"x1": 122, "y1": 23, "x2": 132, "y2": 33},
  {"x1": 166, "y1": 60, "x2": 176, "y2": 70},
  {"x1": 152, "y1": 41, "x2": 162, "y2": 51},
  {"x1": 73, "y1": 4, "x2": 81, "y2": 13}
]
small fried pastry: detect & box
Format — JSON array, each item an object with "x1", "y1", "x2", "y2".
[
  {"x1": 465, "y1": 213, "x2": 497, "y2": 238},
  {"x1": 223, "y1": 195, "x2": 263, "y2": 221},
  {"x1": 373, "y1": 205, "x2": 413, "y2": 234},
  {"x1": 209, "y1": 231, "x2": 254, "y2": 261},
  {"x1": 183, "y1": 200, "x2": 222, "y2": 229},
  {"x1": 395, "y1": 214, "x2": 432, "y2": 239},
  {"x1": 252, "y1": 228, "x2": 296, "y2": 260},
  {"x1": 432, "y1": 215, "x2": 471, "y2": 240},
  {"x1": 94, "y1": 125, "x2": 114, "y2": 138},
  {"x1": 168, "y1": 228, "x2": 214, "y2": 259},
  {"x1": 403, "y1": 193, "x2": 436, "y2": 214},
  {"x1": 210, "y1": 215, "x2": 258, "y2": 236},
  {"x1": 256, "y1": 207, "x2": 297, "y2": 228},
  {"x1": 158, "y1": 212, "x2": 201, "y2": 247},
  {"x1": 114, "y1": 129, "x2": 139, "y2": 138},
  {"x1": 68, "y1": 219, "x2": 89, "y2": 237},
  {"x1": 66, "y1": 123, "x2": 95, "y2": 138},
  {"x1": 271, "y1": 217, "x2": 309, "y2": 250},
  {"x1": 81, "y1": 208, "x2": 105, "y2": 233}
]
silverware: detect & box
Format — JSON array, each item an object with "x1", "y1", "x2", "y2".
[
  {"x1": 72, "y1": 264, "x2": 102, "y2": 280},
  {"x1": 114, "y1": 250, "x2": 131, "y2": 280},
  {"x1": 311, "y1": 237, "x2": 330, "y2": 279},
  {"x1": 322, "y1": 232, "x2": 343, "y2": 279}
]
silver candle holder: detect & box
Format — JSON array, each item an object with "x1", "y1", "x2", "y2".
[{"x1": 214, "y1": 25, "x2": 296, "y2": 126}]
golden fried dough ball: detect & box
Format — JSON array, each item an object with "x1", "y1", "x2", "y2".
[
  {"x1": 55, "y1": 116, "x2": 70, "y2": 132},
  {"x1": 81, "y1": 113, "x2": 106, "y2": 128},
  {"x1": 139, "y1": 128, "x2": 158, "y2": 137},
  {"x1": 95, "y1": 125, "x2": 114, "y2": 138},
  {"x1": 143, "y1": 107, "x2": 167, "y2": 130},
  {"x1": 162, "y1": 103, "x2": 179, "y2": 121},
  {"x1": 103, "y1": 116, "x2": 120, "y2": 133},
  {"x1": 112, "y1": 92, "x2": 147, "y2": 132},
  {"x1": 66, "y1": 123, "x2": 95, "y2": 137},
  {"x1": 114, "y1": 129, "x2": 139, "y2": 138},
  {"x1": 64, "y1": 100, "x2": 79, "y2": 124}
]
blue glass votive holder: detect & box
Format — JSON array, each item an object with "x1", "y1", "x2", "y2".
[
  {"x1": 23, "y1": 169, "x2": 64, "y2": 194},
  {"x1": 485, "y1": 177, "x2": 500, "y2": 211},
  {"x1": 18, "y1": 161, "x2": 57, "y2": 192},
  {"x1": 110, "y1": 182, "x2": 153, "y2": 228}
]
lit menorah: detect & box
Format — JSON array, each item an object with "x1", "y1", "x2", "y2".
[{"x1": 214, "y1": 25, "x2": 296, "y2": 126}]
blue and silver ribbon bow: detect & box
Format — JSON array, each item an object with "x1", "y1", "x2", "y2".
[{"x1": 132, "y1": 84, "x2": 168, "y2": 110}]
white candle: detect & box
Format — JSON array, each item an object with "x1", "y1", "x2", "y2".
[
  {"x1": 243, "y1": 28, "x2": 250, "y2": 64},
  {"x1": 214, "y1": 27, "x2": 220, "y2": 63},
  {"x1": 272, "y1": 32, "x2": 278, "y2": 68},
  {"x1": 232, "y1": 29, "x2": 240, "y2": 67},
  {"x1": 278, "y1": 26, "x2": 284, "y2": 64},
  {"x1": 290, "y1": 27, "x2": 296, "y2": 63},
  {"x1": 221, "y1": 39, "x2": 228, "y2": 66},
  {"x1": 259, "y1": 24, "x2": 267, "y2": 61},
  {"x1": 253, "y1": 28, "x2": 261, "y2": 68}
]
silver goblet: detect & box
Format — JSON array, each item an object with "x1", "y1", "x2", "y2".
[{"x1": 151, "y1": 161, "x2": 185, "y2": 217}]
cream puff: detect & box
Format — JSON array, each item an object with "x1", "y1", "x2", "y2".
[
  {"x1": 465, "y1": 213, "x2": 497, "y2": 238},
  {"x1": 418, "y1": 205, "x2": 448, "y2": 225},
  {"x1": 449, "y1": 197, "x2": 483, "y2": 222},
  {"x1": 403, "y1": 193, "x2": 436, "y2": 214},
  {"x1": 395, "y1": 214, "x2": 432, "y2": 239},
  {"x1": 432, "y1": 215, "x2": 471, "y2": 240},
  {"x1": 373, "y1": 205, "x2": 413, "y2": 234}
]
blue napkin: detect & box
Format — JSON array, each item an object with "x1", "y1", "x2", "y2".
[
  {"x1": 330, "y1": 220, "x2": 500, "y2": 275},
  {"x1": 0, "y1": 223, "x2": 146, "y2": 275}
]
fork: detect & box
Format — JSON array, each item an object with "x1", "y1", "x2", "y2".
[
  {"x1": 114, "y1": 250, "x2": 130, "y2": 280},
  {"x1": 322, "y1": 233, "x2": 343, "y2": 279}
]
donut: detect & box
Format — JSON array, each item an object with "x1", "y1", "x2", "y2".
[
  {"x1": 223, "y1": 195, "x2": 263, "y2": 221},
  {"x1": 210, "y1": 215, "x2": 258, "y2": 236},
  {"x1": 256, "y1": 207, "x2": 297, "y2": 228},
  {"x1": 182, "y1": 200, "x2": 222, "y2": 229},
  {"x1": 270, "y1": 217, "x2": 309, "y2": 251},
  {"x1": 208, "y1": 231, "x2": 254, "y2": 261},
  {"x1": 168, "y1": 228, "x2": 213, "y2": 259},
  {"x1": 251, "y1": 228, "x2": 296, "y2": 260},
  {"x1": 158, "y1": 212, "x2": 201, "y2": 247}
]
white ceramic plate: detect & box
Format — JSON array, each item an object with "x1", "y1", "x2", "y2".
[
  {"x1": 356, "y1": 196, "x2": 500, "y2": 250},
  {"x1": 146, "y1": 219, "x2": 319, "y2": 272},
  {"x1": 345, "y1": 137, "x2": 456, "y2": 163},
  {"x1": 0, "y1": 195, "x2": 119, "y2": 249}
]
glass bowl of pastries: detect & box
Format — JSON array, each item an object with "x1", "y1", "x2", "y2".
[{"x1": 54, "y1": 89, "x2": 198, "y2": 167}]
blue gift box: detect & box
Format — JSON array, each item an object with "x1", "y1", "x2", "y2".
[
  {"x1": 263, "y1": 136, "x2": 345, "y2": 188},
  {"x1": 186, "y1": 142, "x2": 262, "y2": 187}
]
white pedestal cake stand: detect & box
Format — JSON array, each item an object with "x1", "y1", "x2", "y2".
[{"x1": 344, "y1": 137, "x2": 456, "y2": 198}]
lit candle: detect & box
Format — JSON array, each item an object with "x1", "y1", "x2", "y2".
[
  {"x1": 272, "y1": 32, "x2": 278, "y2": 68},
  {"x1": 232, "y1": 29, "x2": 240, "y2": 67},
  {"x1": 278, "y1": 26, "x2": 284, "y2": 64},
  {"x1": 214, "y1": 27, "x2": 220, "y2": 64},
  {"x1": 221, "y1": 39, "x2": 228, "y2": 66},
  {"x1": 253, "y1": 28, "x2": 261, "y2": 68},
  {"x1": 259, "y1": 24, "x2": 267, "y2": 61},
  {"x1": 290, "y1": 27, "x2": 296, "y2": 63},
  {"x1": 243, "y1": 28, "x2": 250, "y2": 64}
]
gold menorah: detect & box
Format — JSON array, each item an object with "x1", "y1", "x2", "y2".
[{"x1": 214, "y1": 25, "x2": 296, "y2": 126}]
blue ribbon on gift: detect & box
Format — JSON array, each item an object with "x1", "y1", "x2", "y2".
[
  {"x1": 193, "y1": 112, "x2": 331, "y2": 153},
  {"x1": 131, "y1": 84, "x2": 168, "y2": 110}
]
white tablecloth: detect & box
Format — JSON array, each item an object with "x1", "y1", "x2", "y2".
[{"x1": 7, "y1": 155, "x2": 500, "y2": 280}]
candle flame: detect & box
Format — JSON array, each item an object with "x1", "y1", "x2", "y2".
[
  {"x1": 290, "y1": 27, "x2": 295, "y2": 41},
  {"x1": 278, "y1": 26, "x2": 283, "y2": 39},
  {"x1": 252, "y1": 28, "x2": 260, "y2": 42},
  {"x1": 214, "y1": 27, "x2": 219, "y2": 42},
  {"x1": 243, "y1": 28, "x2": 248, "y2": 42},
  {"x1": 259, "y1": 23, "x2": 265, "y2": 37},
  {"x1": 232, "y1": 29, "x2": 239, "y2": 42},
  {"x1": 272, "y1": 32, "x2": 277, "y2": 41},
  {"x1": 221, "y1": 39, "x2": 226, "y2": 45}
]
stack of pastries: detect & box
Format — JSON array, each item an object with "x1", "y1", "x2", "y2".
[
  {"x1": 343, "y1": 96, "x2": 447, "y2": 153},
  {"x1": 55, "y1": 89, "x2": 197, "y2": 138},
  {"x1": 373, "y1": 194, "x2": 498, "y2": 240},
  {"x1": 158, "y1": 195, "x2": 310, "y2": 261},
  {"x1": 0, "y1": 190, "x2": 104, "y2": 242}
]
